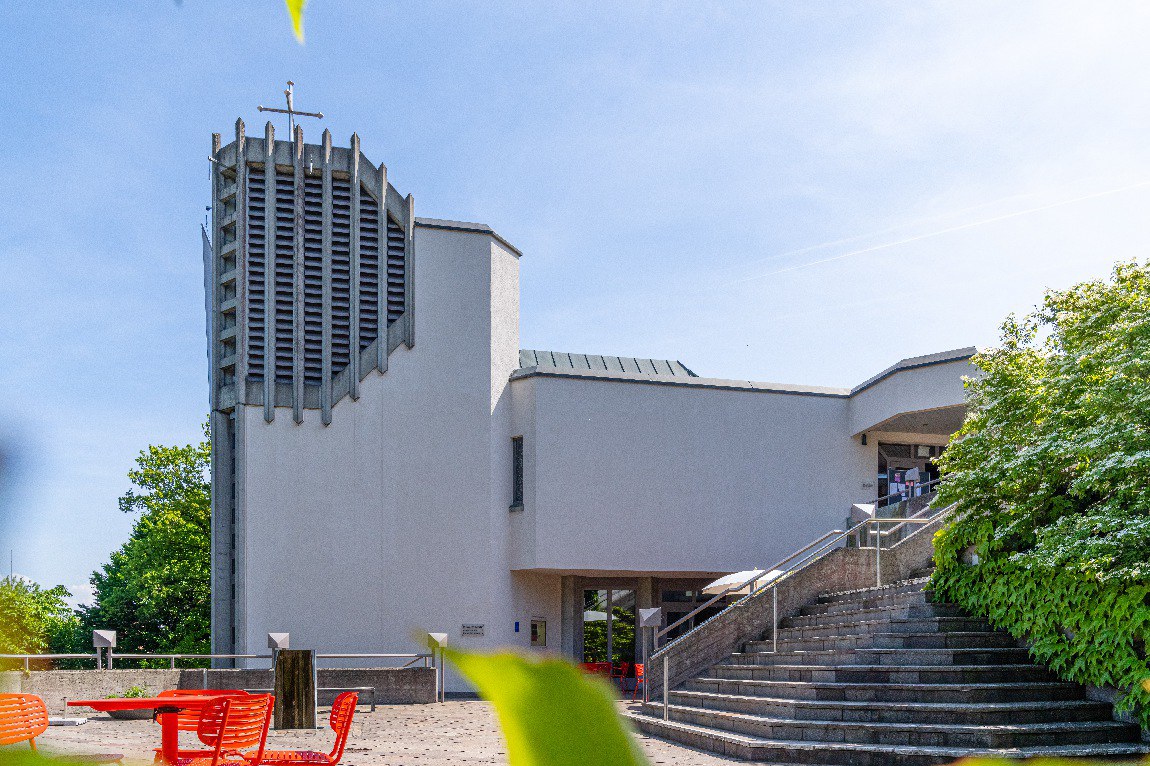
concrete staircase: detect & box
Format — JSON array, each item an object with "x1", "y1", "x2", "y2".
[{"x1": 629, "y1": 575, "x2": 1148, "y2": 764}]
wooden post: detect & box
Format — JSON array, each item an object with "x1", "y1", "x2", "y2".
[{"x1": 273, "y1": 649, "x2": 317, "y2": 729}]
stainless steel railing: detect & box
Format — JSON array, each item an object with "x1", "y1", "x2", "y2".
[
  {"x1": 654, "y1": 529, "x2": 847, "y2": 647},
  {"x1": 650, "y1": 499, "x2": 949, "y2": 717},
  {"x1": 1, "y1": 650, "x2": 433, "y2": 672},
  {"x1": 0, "y1": 653, "x2": 99, "y2": 672},
  {"x1": 871, "y1": 476, "x2": 942, "y2": 508}
]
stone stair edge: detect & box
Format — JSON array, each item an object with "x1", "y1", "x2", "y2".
[
  {"x1": 646, "y1": 703, "x2": 1136, "y2": 735},
  {"x1": 816, "y1": 577, "x2": 933, "y2": 602},
  {"x1": 627, "y1": 714, "x2": 1150, "y2": 758},
  {"x1": 722, "y1": 657, "x2": 1048, "y2": 667},
  {"x1": 666, "y1": 689, "x2": 1108, "y2": 712},
  {"x1": 690, "y1": 677, "x2": 1079, "y2": 691}
]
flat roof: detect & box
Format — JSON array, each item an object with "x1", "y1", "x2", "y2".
[
  {"x1": 519, "y1": 350, "x2": 697, "y2": 378},
  {"x1": 511, "y1": 346, "x2": 977, "y2": 399},
  {"x1": 414, "y1": 217, "x2": 522, "y2": 257}
]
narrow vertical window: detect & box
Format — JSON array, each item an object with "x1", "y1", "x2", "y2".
[{"x1": 511, "y1": 436, "x2": 524, "y2": 509}]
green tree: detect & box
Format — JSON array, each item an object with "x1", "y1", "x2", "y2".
[
  {"x1": 932, "y1": 260, "x2": 1150, "y2": 723},
  {"x1": 0, "y1": 576, "x2": 81, "y2": 665},
  {"x1": 80, "y1": 425, "x2": 211, "y2": 661}
]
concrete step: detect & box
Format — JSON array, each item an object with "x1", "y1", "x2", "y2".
[
  {"x1": 800, "y1": 591, "x2": 938, "y2": 618},
  {"x1": 627, "y1": 713, "x2": 1150, "y2": 766},
  {"x1": 721, "y1": 647, "x2": 1032, "y2": 669},
  {"x1": 711, "y1": 662, "x2": 1056, "y2": 684},
  {"x1": 762, "y1": 631, "x2": 1015, "y2": 653},
  {"x1": 664, "y1": 689, "x2": 1113, "y2": 724},
  {"x1": 643, "y1": 704, "x2": 1141, "y2": 748},
  {"x1": 773, "y1": 616, "x2": 991, "y2": 640},
  {"x1": 783, "y1": 603, "x2": 967, "y2": 629},
  {"x1": 641, "y1": 574, "x2": 1138, "y2": 764},
  {"x1": 816, "y1": 577, "x2": 933, "y2": 605},
  {"x1": 683, "y1": 677, "x2": 1087, "y2": 703}
]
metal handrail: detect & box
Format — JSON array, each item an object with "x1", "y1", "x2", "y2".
[
  {"x1": 651, "y1": 503, "x2": 950, "y2": 718},
  {"x1": 4, "y1": 650, "x2": 434, "y2": 671},
  {"x1": 868, "y1": 476, "x2": 941, "y2": 508},
  {"x1": 106, "y1": 652, "x2": 271, "y2": 669},
  {"x1": 654, "y1": 529, "x2": 845, "y2": 643},
  {"x1": 0, "y1": 653, "x2": 99, "y2": 672},
  {"x1": 875, "y1": 497, "x2": 940, "y2": 538}
]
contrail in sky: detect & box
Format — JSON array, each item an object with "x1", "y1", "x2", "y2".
[{"x1": 729, "y1": 179, "x2": 1150, "y2": 285}]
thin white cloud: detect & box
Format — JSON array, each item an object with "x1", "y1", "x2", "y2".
[{"x1": 730, "y1": 179, "x2": 1150, "y2": 283}]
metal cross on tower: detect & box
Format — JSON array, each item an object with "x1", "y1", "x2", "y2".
[{"x1": 258, "y1": 81, "x2": 324, "y2": 134}]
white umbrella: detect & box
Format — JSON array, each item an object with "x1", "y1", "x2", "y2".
[{"x1": 703, "y1": 569, "x2": 784, "y2": 596}]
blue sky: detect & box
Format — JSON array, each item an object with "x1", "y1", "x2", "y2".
[{"x1": 2, "y1": 2, "x2": 1150, "y2": 602}]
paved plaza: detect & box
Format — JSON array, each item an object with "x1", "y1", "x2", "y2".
[{"x1": 39, "y1": 701, "x2": 739, "y2": 766}]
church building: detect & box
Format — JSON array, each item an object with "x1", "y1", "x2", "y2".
[{"x1": 204, "y1": 120, "x2": 976, "y2": 690}]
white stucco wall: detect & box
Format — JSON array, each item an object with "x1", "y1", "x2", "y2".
[
  {"x1": 226, "y1": 217, "x2": 973, "y2": 681},
  {"x1": 508, "y1": 375, "x2": 875, "y2": 575},
  {"x1": 232, "y1": 226, "x2": 520, "y2": 690},
  {"x1": 847, "y1": 357, "x2": 976, "y2": 436}
]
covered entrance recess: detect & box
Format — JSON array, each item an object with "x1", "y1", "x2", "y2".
[
  {"x1": 877, "y1": 442, "x2": 943, "y2": 505},
  {"x1": 582, "y1": 589, "x2": 636, "y2": 663},
  {"x1": 561, "y1": 575, "x2": 721, "y2": 663}
]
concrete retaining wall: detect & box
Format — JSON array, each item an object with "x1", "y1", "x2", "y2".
[{"x1": 1, "y1": 667, "x2": 436, "y2": 713}]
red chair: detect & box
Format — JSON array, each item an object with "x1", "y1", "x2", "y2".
[
  {"x1": 0, "y1": 693, "x2": 49, "y2": 751},
  {"x1": 248, "y1": 691, "x2": 359, "y2": 766},
  {"x1": 631, "y1": 664, "x2": 646, "y2": 701},
  {"x1": 153, "y1": 690, "x2": 251, "y2": 762},
  {"x1": 178, "y1": 694, "x2": 273, "y2": 766},
  {"x1": 0, "y1": 693, "x2": 122, "y2": 763},
  {"x1": 579, "y1": 661, "x2": 612, "y2": 677}
]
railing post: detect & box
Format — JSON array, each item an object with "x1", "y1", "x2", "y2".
[
  {"x1": 662, "y1": 648, "x2": 671, "y2": 717},
  {"x1": 170, "y1": 656, "x2": 176, "y2": 670},
  {"x1": 24, "y1": 657, "x2": 29, "y2": 673},
  {"x1": 772, "y1": 587, "x2": 778, "y2": 654},
  {"x1": 875, "y1": 521, "x2": 882, "y2": 588},
  {"x1": 108, "y1": 649, "x2": 113, "y2": 670}
]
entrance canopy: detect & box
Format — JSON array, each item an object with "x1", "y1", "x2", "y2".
[{"x1": 702, "y1": 569, "x2": 784, "y2": 597}]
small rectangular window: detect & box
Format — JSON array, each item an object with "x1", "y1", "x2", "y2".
[{"x1": 511, "y1": 436, "x2": 524, "y2": 508}]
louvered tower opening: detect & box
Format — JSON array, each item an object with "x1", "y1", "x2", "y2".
[
  {"x1": 273, "y1": 167, "x2": 295, "y2": 381},
  {"x1": 331, "y1": 177, "x2": 353, "y2": 375},
  {"x1": 246, "y1": 172, "x2": 267, "y2": 382},
  {"x1": 216, "y1": 128, "x2": 412, "y2": 422},
  {"x1": 386, "y1": 216, "x2": 406, "y2": 322},
  {"x1": 359, "y1": 187, "x2": 381, "y2": 351},
  {"x1": 302, "y1": 174, "x2": 324, "y2": 386}
]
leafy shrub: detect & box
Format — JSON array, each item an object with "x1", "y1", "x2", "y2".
[
  {"x1": 932, "y1": 261, "x2": 1150, "y2": 726},
  {"x1": 0, "y1": 576, "x2": 81, "y2": 667},
  {"x1": 105, "y1": 685, "x2": 149, "y2": 699}
]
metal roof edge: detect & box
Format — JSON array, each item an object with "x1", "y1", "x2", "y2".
[
  {"x1": 509, "y1": 366, "x2": 851, "y2": 398},
  {"x1": 849, "y1": 346, "x2": 978, "y2": 396},
  {"x1": 414, "y1": 217, "x2": 522, "y2": 257}
]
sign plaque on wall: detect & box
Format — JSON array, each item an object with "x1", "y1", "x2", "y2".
[{"x1": 461, "y1": 624, "x2": 485, "y2": 637}]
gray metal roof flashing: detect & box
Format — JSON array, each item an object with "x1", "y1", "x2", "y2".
[
  {"x1": 414, "y1": 217, "x2": 522, "y2": 257},
  {"x1": 510, "y1": 346, "x2": 977, "y2": 399},
  {"x1": 848, "y1": 346, "x2": 977, "y2": 396},
  {"x1": 518, "y1": 349, "x2": 697, "y2": 378}
]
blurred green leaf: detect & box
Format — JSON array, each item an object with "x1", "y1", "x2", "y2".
[
  {"x1": 445, "y1": 647, "x2": 648, "y2": 766},
  {"x1": 285, "y1": 0, "x2": 306, "y2": 43}
]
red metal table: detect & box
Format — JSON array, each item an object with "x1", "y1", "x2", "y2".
[{"x1": 69, "y1": 695, "x2": 221, "y2": 764}]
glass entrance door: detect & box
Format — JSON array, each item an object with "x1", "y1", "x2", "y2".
[{"x1": 582, "y1": 589, "x2": 636, "y2": 663}]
